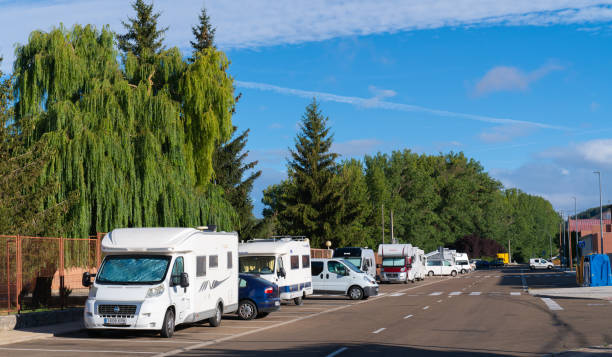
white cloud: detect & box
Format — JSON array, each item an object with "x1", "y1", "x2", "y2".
[
  {"x1": 236, "y1": 80, "x2": 567, "y2": 130},
  {"x1": 591, "y1": 101, "x2": 600, "y2": 112},
  {"x1": 3, "y1": 1, "x2": 612, "y2": 71},
  {"x1": 576, "y1": 139, "x2": 612, "y2": 165},
  {"x1": 474, "y1": 62, "x2": 564, "y2": 96},
  {"x1": 479, "y1": 124, "x2": 535, "y2": 143},
  {"x1": 332, "y1": 139, "x2": 384, "y2": 157}
]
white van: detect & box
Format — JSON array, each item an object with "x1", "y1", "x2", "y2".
[
  {"x1": 239, "y1": 237, "x2": 313, "y2": 305},
  {"x1": 82, "y1": 227, "x2": 238, "y2": 338},
  {"x1": 455, "y1": 253, "x2": 471, "y2": 274},
  {"x1": 426, "y1": 260, "x2": 458, "y2": 277},
  {"x1": 332, "y1": 247, "x2": 376, "y2": 279},
  {"x1": 529, "y1": 258, "x2": 554, "y2": 270},
  {"x1": 311, "y1": 258, "x2": 378, "y2": 300},
  {"x1": 378, "y1": 244, "x2": 417, "y2": 283}
]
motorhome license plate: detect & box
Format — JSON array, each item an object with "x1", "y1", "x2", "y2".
[{"x1": 104, "y1": 317, "x2": 127, "y2": 325}]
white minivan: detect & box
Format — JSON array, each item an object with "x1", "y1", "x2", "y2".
[
  {"x1": 311, "y1": 258, "x2": 379, "y2": 300},
  {"x1": 426, "y1": 259, "x2": 458, "y2": 277},
  {"x1": 529, "y1": 258, "x2": 554, "y2": 270},
  {"x1": 82, "y1": 227, "x2": 238, "y2": 338}
]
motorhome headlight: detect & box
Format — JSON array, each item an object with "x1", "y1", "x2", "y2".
[{"x1": 146, "y1": 284, "x2": 165, "y2": 298}]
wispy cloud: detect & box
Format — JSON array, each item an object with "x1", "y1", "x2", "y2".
[
  {"x1": 479, "y1": 124, "x2": 535, "y2": 143},
  {"x1": 332, "y1": 139, "x2": 384, "y2": 157},
  {"x1": 3, "y1": 1, "x2": 612, "y2": 72},
  {"x1": 474, "y1": 62, "x2": 564, "y2": 96},
  {"x1": 235, "y1": 80, "x2": 567, "y2": 130}
]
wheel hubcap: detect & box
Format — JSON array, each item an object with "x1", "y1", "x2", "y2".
[
  {"x1": 167, "y1": 315, "x2": 174, "y2": 332},
  {"x1": 240, "y1": 304, "x2": 253, "y2": 318}
]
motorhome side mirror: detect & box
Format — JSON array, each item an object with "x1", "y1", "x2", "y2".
[
  {"x1": 180, "y1": 272, "x2": 189, "y2": 288},
  {"x1": 278, "y1": 268, "x2": 286, "y2": 278},
  {"x1": 82, "y1": 272, "x2": 92, "y2": 287}
]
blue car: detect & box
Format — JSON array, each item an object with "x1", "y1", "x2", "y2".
[{"x1": 238, "y1": 273, "x2": 281, "y2": 320}]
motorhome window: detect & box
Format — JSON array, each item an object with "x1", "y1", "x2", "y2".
[
  {"x1": 342, "y1": 259, "x2": 363, "y2": 273},
  {"x1": 290, "y1": 255, "x2": 299, "y2": 270},
  {"x1": 382, "y1": 258, "x2": 405, "y2": 267},
  {"x1": 311, "y1": 261, "x2": 324, "y2": 276},
  {"x1": 196, "y1": 256, "x2": 206, "y2": 277},
  {"x1": 209, "y1": 255, "x2": 219, "y2": 268},
  {"x1": 427, "y1": 260, "x2": 441, "y2": 266},
  {"x1": 328, "y1": 261, "x2": 347, "y2": 275},
  {"x1": 458, "y1": 261, "x2": 469, "y2": 265},
  {"x1": 344, "y1": 257, "x2": 361, "y2": 268},
  {"x1": 302, "y1": 255, "x2": 310, "y2": 268},
  {"x1": 227, "y1": 252, "x2": 233, "y2": 269},
  {"x1": 96, "y1": 255, "x2": 171, "y2": 285},
  {"x1": 171, "y1": 257, "x2": 184, "y2": 285},
  {"x1": 239, "y1": 256, "x2": 275, "y2": 274}
]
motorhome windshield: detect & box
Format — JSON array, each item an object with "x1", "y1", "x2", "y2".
[
  {"x1": 382, "y1": 258, "x2": 405, "y2": 267},
  {"x1": 342, "y1": 259, "x2": 363, "y2": 273},
  {"x1": 96, "y1": 255, "x2": 171, "y2": 285},
  {"x1": 344, "y1": 257, "x2": 361, "y2": 268},
  {"x1": 239, "y1": 256, "x2": 275, "y2": 275}
]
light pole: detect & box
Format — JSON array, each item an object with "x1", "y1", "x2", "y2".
[{"x1": 594, "y1": 171, "x2": 604, "y2": 254}]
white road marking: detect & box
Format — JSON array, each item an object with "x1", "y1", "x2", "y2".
[
  {"x1": 587, "y1": 303, "x2": 605, "y2": 306},
  {"x1": 423, "y1": 306, "x2": 430, "y2": 310},
  {"x1": 0, "y1": 347, "x2": 154, "y2": 354},
  {"x1": 390, "y1": 293, "x2": 406, "y2": 297},
  {"x1": 403, "y1": 314, "x2": 413, "y2": 319},
  {"x1": 437, "y1": 299, "x2": 443, "y2": 303},
  {"x1": 449, "y1": 291, "x2": 462, "y2": 296},
  {"x1": 326, "y1": 347, "x2": 348, "y2": 357},
  {"x1": 429, "y1": 292, "x2": 442, "y2": 296},
  {"x1": 469, "y1": 292, "x2": 481, "y2": 296},
  {"x1": 510, "y1": 292, "x2": 521, "y2": 296},
  {"x1": 372, "y1": 328, "x2": 386, "y2": 334},
  {"x1": 541, "y1": 298, "x2": 564, "y2": 311},
  {"x1": 485, "y1": 275, "x2": 491, "y2": 278},
  {"x1": 495, "y1": 275, "x2": 500, "y2": 277}
]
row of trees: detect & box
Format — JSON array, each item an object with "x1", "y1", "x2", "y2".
[
  {"x1": 261, "y1": 101, "x2": 561, "y2": 261},
  {"x1": 0, "y1": 0, "x2": 260, "y2": 238}
]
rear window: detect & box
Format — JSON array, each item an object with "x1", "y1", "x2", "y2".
[
  {"x1": 311, "y1": 261, "x2": 324, "y2": 276},
  {"x1": 291, "y1": 255, "x2": 299, "y2": 270}
]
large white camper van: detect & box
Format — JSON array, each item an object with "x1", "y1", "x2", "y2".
[
  {"x1": 377, "y1": 244, "x2": 417, "y2": 283},
  {"x1": 239, "y1": 237, "x2": 313, "y2": 305},
  {"x1": 82, "y1": 227, "x2": 239, "y2": 338},
  {"x1": 332, "y1": 247, "x2": 377, "y2": 279}
]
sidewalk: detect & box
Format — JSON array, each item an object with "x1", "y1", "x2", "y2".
[
  {"x1": 548, "y1": 346, "x2": 612, "y2": 356},
  {"x1": 0, "y1": 320, "x2": 83, "y2": 346},
  {"x1": 529, "y1": 286, "x2": 612, "y2": 300}
]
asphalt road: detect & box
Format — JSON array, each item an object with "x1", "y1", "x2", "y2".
[{"x1": 1, "y1": 266, "x2": 610, "y2": 356}]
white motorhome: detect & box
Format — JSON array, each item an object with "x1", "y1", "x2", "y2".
[
  {"x1": 82, "y1": 227, "x2": 238, "y2": 338},
  {"x1": 377, "y1": 244, "x2": 417, "y2": 283},
  {"x1": 238, "y1": 237, "x2": 313, "y2": 305},
  {"x1": 412, "y1": 248, "x2": 426, "y2": 280},
  {"x1": 311, "y1": 258, "x2": 378, "y2": 300},
  {"x1": 455, "y1": 252, "x2": 471, "y2": 274},
  {"x1": 332, "y1": 247, "x2": 377, "y2": 279}
]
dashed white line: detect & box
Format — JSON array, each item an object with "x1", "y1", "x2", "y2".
[
  {"x1": 403, "y1": 314, "x2": 413, "y2": 319},
  {"x1": 541, "y1": 297, "x2": 563, "y2": 311},
  {"x1": 429, "y1": 292, "x2": 442, "y2": 296},
  {"x1": 372, "y1": 328, "x2": 386, "y2": 334},
  {"x1": 423, "y1": 306, "x2": 430, "y2": 310},
  {"x1": 437, "y1": 299, "x2": 443, "y2": 303},
  {"x1": 0, "y1": 347, "x2": 154, "y2": 354},
  {"x1": 449, "y1": 291, "x2": 462, "y2": 296},
  {"x1": 326, "y1": 347, "x2": 348, "y2": 357},
  {"x1": 469, "y1": 292, "x2": 481, "y2": 296},
  {"x1": 390, "y1": 293, "x2": 406, "y2": 297},
  {"x1": 510, "y1": 292, "x2": 521, "y2": 296}
]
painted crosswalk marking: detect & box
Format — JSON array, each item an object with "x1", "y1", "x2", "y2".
[
  {"x1": 429, "y1": 292, "x2": 442, "y2": 296},
  {"x1": 372, "y1": 328, "x2": 386, "y2": 334},
  {"x1": 403, "y1": 314, "x2": 413, "y2": 319},
  {"x1": 449, "y1": 291, "x2": 462, "y2": 296},
  {"x1": 541, "y1": 298, "x2": 563, "y2": 311},
  {"x1": 390, "y1": 293, "x2": 405, "y2": 297}
]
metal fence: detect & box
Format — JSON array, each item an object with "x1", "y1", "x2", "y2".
[{"x1": 0, "y1": 233, "x2": 103, "y2": 314}]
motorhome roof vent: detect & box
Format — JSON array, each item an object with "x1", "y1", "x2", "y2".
[{"x1": 196, "y1": 225, "x2": 217, "y2": 232}]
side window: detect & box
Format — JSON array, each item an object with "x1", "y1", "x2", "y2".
[
  {"x1": 311, "y1": 261, "x2": 324, "y2": 276},
  {"x1": 328, "y1": 261, "x2": 347, "y2": 275},
  {"x1": 291, "y1": 255, "x2": 299, "y2": 270},
  {"x1": 227, "y1": 252, "x2": 233, "y2": 269},
  {"x1": 171, "y1": 257, "x2": 184, "y2": 285},
  {"x1": 443, "y1": 261, "x2": 451, "y2": 266},
  {"x1": 196, "y1": 256, "x2": 206, "y2": 277},
  {"x1": 239, "y1": 278, "x2": 247, "y2": 288},
  {"x1": 209, "y1": 255, "x2": 218, "y2": 269},
  {"x1": 302, "y1": 255, "x2": 310, "y2": 268}
]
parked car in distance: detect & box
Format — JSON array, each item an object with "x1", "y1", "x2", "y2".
[
  {"x1": 490, "y1": 259, "x2": 504, "y2": 267},
  {"x1": 237, "y1": 273, "x2": 280, "y2": 320},
  {"x1": 425, "y1": 260, "x2": 458, "y2": 277},
  {"x1": 475, "y1": 260, "x2": 490, "y2": 269},
  {"x1": 529, "y1": 258, "x2": 554, "y2": 270}
]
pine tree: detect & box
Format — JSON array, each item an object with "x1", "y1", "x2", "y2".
[
  {"x1": 191, "y1": 5, "x2": 216, "y2": 56},
  {"x1": 212, "y1": 127, "x2": 261, "y2": 238},
  {"x1": 117, "y1": 0, "x2": 168, "y2": 58}
]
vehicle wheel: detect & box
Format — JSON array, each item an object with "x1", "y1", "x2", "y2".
[
  {"x1": 411, "y1": 279, "x2": 415, "y2": 283},
  {"x1": 208, "y1": 303, "x2": 222, "y2": 327},
  {"x1": 547, "y1": 265, "x2": 553, "y2": 270},
  {"x1": 348, "y1": 286, "x2": 364, "y2": 300},
  {"x1": 294, "y1": 296, "x2": 303, "y2": 305},
  {"x1": 403, "y1": 278, "x2": 408, "y2": 284},
  {"x1": 238, "y1": 300, "x2": 257, "y2": 320},
  {"x1": 428, "y1": 271, "x2": 434, "y2": 277},
  {"x1": 451, "y1": 270, "x2": 457, "y2": 277},
  {"x1": 461, "y1": 269, "x2": 466, "y2": 274},
  {"x1": 256, "y1": 312, "x2": 270, "y2": 318},
  {"x1": 160, "y1": 308, "x2": 175, "y2": 338}
]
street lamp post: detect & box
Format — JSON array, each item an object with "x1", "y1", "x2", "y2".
[{"x1": 594, "y1": 171, "x2": 604, "y2": 254}]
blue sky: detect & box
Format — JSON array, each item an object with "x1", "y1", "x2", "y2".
[{"x1": 2, "y1": 1, "x2": 612, "y2": 218}]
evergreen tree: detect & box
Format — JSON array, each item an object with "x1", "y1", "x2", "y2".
[
  {"x1": 191, "y1": 5, "x2": 216, "y2": 55},
  {"x1": 117, "y1": 0, "x2": 168, "y2": 58},
  {"x1": 212, "y1": 127, "x2": 261, "y2": 238}
]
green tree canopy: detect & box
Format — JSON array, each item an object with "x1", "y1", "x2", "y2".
[
  {"x1": 191, "y1": 5, "x2": 216, "y2": 54},
  {"x1": 117, "y1": 0, "x2": 168, "y2": 58}
]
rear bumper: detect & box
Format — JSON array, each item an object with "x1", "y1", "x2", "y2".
[
  {"x1": 257, "y1": 299, "x2": 281, "y2": 313},
  {"x1": 363, "y1": 286, "x2": 379, "y2": 297}
]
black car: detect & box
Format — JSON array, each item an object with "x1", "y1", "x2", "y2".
[
  {"x1": 490, "y1": 259, "x2": 504, "y2": 267},
  {"x1": 237, "y1": 273, "x2": 281, "y2": 320},
  {"x1": 475, "y1": 260, "x2": 490, "y2": 269}
]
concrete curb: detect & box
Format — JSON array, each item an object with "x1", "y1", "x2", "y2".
[
  {"x1": 0, "y1": 320, "x2": 84, "y2": 346},
  {"x1": 529, "y1": 286, "x2": 612, "y2": 300},
  {"x1": 0, "y1": 308, "x2": 83, "y2": 331}
]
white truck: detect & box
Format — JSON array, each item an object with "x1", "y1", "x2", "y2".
[
  {"x1": 238, "y1": 237, "x2": 313, "y2": 305},
  {"x1": 332, "y1": 247, "x2": 377, "y2": 279},
  {"x1": 378, "y1": 243, "x2": 417, "y2": 283},
  {"x1": 82, "y1": 227, "x2": 238, "y2": 338},
  {"x1": 311, "y1": 258, "x2": 379, "y2": 300},
  {"x1": 455, "y1": 252, "x2": 471, "y2": 274}
]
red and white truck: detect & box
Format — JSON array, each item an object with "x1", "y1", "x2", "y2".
[{"x1": 377, "y1": 244, "x2": 416, "y2": 283}]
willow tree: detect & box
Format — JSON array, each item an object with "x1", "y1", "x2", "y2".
[{"x1": 13, "y1": 25, "x2": 237, "y2": 237}]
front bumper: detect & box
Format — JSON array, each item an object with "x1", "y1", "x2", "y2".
[
  {"x1": 380, "y1": 272, "x2": 407, "y2": 282},
  {"x1": 363, "y1": 286, "x2": 379, "y2": 297},
  {"x1": 83, "y1": 299, "x2": 164, "y2": 330}
]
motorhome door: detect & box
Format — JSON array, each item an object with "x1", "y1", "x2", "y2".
[{"x1": 169, "y1": 256, "x2": 190, "y2": 321}]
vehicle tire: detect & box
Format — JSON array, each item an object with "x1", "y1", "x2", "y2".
[
  {"x1": 403, "y1": 278, "x2": 408, "y2": 284},
  {"x1": 238, "y1": 300, "x2": 257, "y2": 321},
  {"x1": 428, "y1": 271, "x2": 434, "y2": 277},
  {"x1": 451, "y1": 270, "x2": 457, "y2": 277},
  {"x1": 348, "y1": 286, "x2": 364, "y2": 300},
  {"x1": 547, "y1": 265, "x2": 553, "y2": 270},
  {"x1": 411, "y1": 279, "x2": 415, "y2": 283},
  {"x1": 256, "y1": 312, "x2": 270, "y2": 318},
  {"x1": 293, "y1": 296, "x2": 303, "y2": 306},
  {"x1": 208, "y1": 303, "x2": 222, "y2": 327},
  {"x1": 160, "y1": 308, "x2": 175, "y2": 338},
  {"x1": 461, "y1": 269, "x2": 466, "y2": 274}
]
